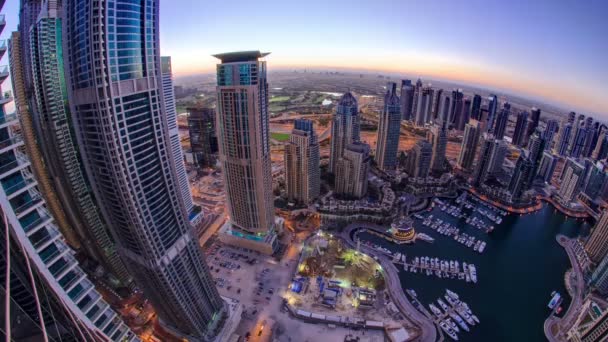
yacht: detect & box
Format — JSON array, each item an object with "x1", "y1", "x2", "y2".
[
  {"x1": 440, "y1": 321, "x2": 459, "y2": 341},
  {"x1": 478, "y1": 242, "x2": 486, "y2": 253},
  {"x1": 469, "y1": 264, "x2": 478, "y2": 283},
  {"x1": 446, "y1": 318, "x2": 460, "y2": 333},
  {"x1": 429, "y1": 303, "x2": 443, "y2": 316},
  {"x1": 450, "y1": 312, "x2": 470, "y2": 332},
  {"x1": 438, "y1": 299, "x2": 450, "y2": 312},
  {"x1": 446, "y1": 289, "x2": 460, "y2": 300}
]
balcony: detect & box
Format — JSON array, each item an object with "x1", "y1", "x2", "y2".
[
  {"x1": 0, "y1": 112, "x2": 18, "y2": 129},
  {"x1": 0, "y1": 65, "x2": 8, "y2": 84},
  {"x1": 3, "y1": 177, "x2": 36, "y2": 200},
  {"x1": 22, "y1": 211, "x2": 52, "y2": 235},
  {"x1": 0, "y1": 134, "x2": 24, "y2": 154},
  {"x1": 12, "y1": 193, "x2": 44, "y2": 218},
  {"x1": 0, "y1": 40, "x2": 5, "y2": 60},
  {"x1": 0, "y1": 150, "x2": 30, "y2": 179}
]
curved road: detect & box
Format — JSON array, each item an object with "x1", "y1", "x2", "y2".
[
  {"x1": 544, "y1": 235, "x2": 584, "y2": 341},
  {"x1": 340, "y1": 223, "x2": 439, "y2": 342}
]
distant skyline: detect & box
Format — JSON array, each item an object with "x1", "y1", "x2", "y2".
[{"x1": 3, "y1": 0, "x2": 606, "y2": 116}]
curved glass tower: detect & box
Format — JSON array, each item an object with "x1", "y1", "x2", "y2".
[{"x1": 64, "y1": 0, "x2": 225, "y2": 339}]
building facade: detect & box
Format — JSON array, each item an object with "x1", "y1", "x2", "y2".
[
  {"x1": 458, "y1": 119, "x2": 481, "y2": 172},
  {"x1": 512, "y1": 111, "x2": 529, "y2": 147},
  {"x1": 335, "y1": 142, "x2": 370, "y2": 198},
  {"x1": 329, "y1": 92, "x2": 359, "y2": 173},
  {"x1": 64, "y1": 1, "x2": 226, "y2": 339},
  {"x1": 537, "y1": 151, "x2": 557, "y2": 183},
  {"x1": 406, "y1": 140, "x2": 432, "y2": 178},
  {"x1": 399, "y1": 79, "x2": 414, "y2": 121},
  {"x1": 558, "y1": 158, "x2": 585, "y2": 205},
  {"x1": 284, "y1": 119, "x2": 320, "y2": 205},
  {"x1": 188, "y1": 107, "x2": 218, "y2": 168},
  {"x1": 375, "y1": 82, "x2": 401, "y2": 171}
]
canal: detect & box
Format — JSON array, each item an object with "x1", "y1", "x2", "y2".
[{"x1": 358, "y1": 200, "x2": 591, "y2": 342}]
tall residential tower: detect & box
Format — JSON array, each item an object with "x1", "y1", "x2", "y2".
[{"x1": 375, "y1": 82, "x2": 401, "y2": 171}]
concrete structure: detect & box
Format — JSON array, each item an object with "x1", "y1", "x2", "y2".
[
  {"x1": 214, "y1": 51, "x2": 280, "y2": 255},
  {"x1": 544, "y1": 119, "x2": 559, "y2": 151},
  {"x1": 188, "y1": 107, "x2": 218, "y2": 168},
  {"x1": 586, "y1": 211, "x2": 608, "y2": 264},
  {"x1": 399, "y1": 79, "x2": 414, "y2": 121},
  {"x1": 589, "y1": 252, "x2": 608, "y2": 295},
  {"x1": 329, "y1": 92, "x2": 360, "y2": 173},
  {"x1": 2, "y1": 3, "x2": 138, "y2": 336},
  {"x1": 470, "y1": 94, "x2": 482, "y2": 121},
  {"x1": 430, "y1": 121, "x2": 448, "y2": 173},
  {"x1": 525, "y1": 107, "x2": 541, "y2": 144},
  {"x1": 284, "y1": 119, "x2": 320, "y2": 205},
  {"x1": 458, "y1": 119, "x2": 481, "y2": 171},
  {"x1": 335, "y1": 142, "x2": 371, "y2": 198},
  {"x1": 592, "y1": 131, "x2": 608, "y2": 161},
  {"x1": 556, "y1": 121, "x2": 574, "y2": 156},
  {"x1": 375, "y1": 82, "x2": 401, "y2": 171},
  {"x1": 64, "y1": 2, "x2": 227, "y2": 339},
  {"x1": 486, "y1": 94, "x2": 498, "y2": 133},
  {"x1": 508, "y1": 152, "x2": 534, "y2": 202},
  {"x1": 414, "y1": 86, "x2": 433, "y2": 127},
  {"x1": 584, "y1": 161, "x2": 607, "y2": 201},
  {"x1": 406, "y1": 140, "x2": 432, "y2": 178},
  {"x1": 493, "y1": 102, "x2": 510, "y2": 140},
  {"x1": 473, "y1": 134, "x2": 502, "y2": 186}
]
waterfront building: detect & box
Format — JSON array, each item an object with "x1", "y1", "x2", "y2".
[
  {"x1": 458, "y1": 98, "x2": 472, "y2": 131},
  {"x1": 161, "y1": 56, "x2": 198, "y2": 224},
  {"x1": 329, "y1": 92, "x2": 360, "y2": 173},
  {"x1": 568, "y1": 111, "x2": 577, "y2": 124},
  {"x1": 488, "y1": 139, "x2": 509, "y2": 177},
  {"x1": 537, "y1": 151, "x2": 557, "y2": 183},
  {"x1": 512, "y1": 111, "x2": 529, "y2": 147},
  {"x1": 557, "y1": 158, "x2": 585, "y2": 205},
  {"x1": 188, "y1": 107, "x2": 218, "y2": 168},
  {"x1": 584, "y1": 161, "x2": 607, "y2": 201},
  {"x1": 556, "y1": 122, "x2": 573, "y2": 156},
  {"x1": 335, "y1": 142, "x2": 371, "y2": 198},
  {"x1": 524, "y1": 107, "x2": 541, "y2": 144},
  {"x1": 2, "y1": 6, "x2": 137, "y2": 337},
  {"x1": 544, "y1": 119, "x2": 559, "y2": 151},
  {"x1": 493, "y1": 102, "x2": 510, "y2": 140},
  {"x1": 566, "y1": 296, "x2": 608, "y2": 341},
  {"x1": 590, "y1": 252, "x2": 608, "y2": 295},
  {"x1": 285, "y1": 119, "x2": 320, "y2": 205},
  {"x1": 214, "y1": 51, "x2": 282, "y2": 257},
  {"x1": 64, "y1": 2, "x2": 227, "y2": 338},
  {"x1": 406, "y1": 140, "x2": 433, "y2": 178},
  {"x1": 583, "y1": 118, "x2": 599, "y2": 158},
  {"x1": 12, "y1": 0, "x2": 133, "y2": 286},
  {"x1": 430, "y1": 121, "x2": 448, "y2": 173},
  {"x1": 568, "y1": 114, "x2": 586, "y2": 157},
  {"x1": 470, "y1": 94, "x2": 482, "y2": 120},
  {"x1": 400, "y1": 79, "x2": 414, "y2": 121},
  {"x1": 508, "y1": 152, "x2": 534, "y2": 201},
  {"x1": 527, "y1": 128, "x2": 547, "y2": 175},
  {"x1": 439, "y1": 94, "x2": 451, "y2": 123},
  {"x1": 375, "y1": 82, "x2": 401, "y2": 170},
  {"x1": 457, "y1": 119, "x2": 481, "y2": 171},
  {"x1": 473, "y1": 134, "x2": 506, "y2": 186},
  {"x1": 486, "y1": 94, "x2": 498, "y2": 133},
  {"x1": 586, "y1": 210, "x2": 608, "y2": 264}
]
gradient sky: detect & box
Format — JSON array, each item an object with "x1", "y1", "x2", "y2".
[
  {"x1": 159, "y1": 0, "x2": 608, "y2": 116},
  {"x1": 2, "y1": 0, "x2": 606, "y2": 116}
]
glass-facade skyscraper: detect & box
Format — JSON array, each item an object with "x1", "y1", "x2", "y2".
[
  {"x1": 375, "y1": 82, "x2": 401, "y2": 171},
  {"x1": 63, "y1": 1, "x2": 226, "y2": 339}
]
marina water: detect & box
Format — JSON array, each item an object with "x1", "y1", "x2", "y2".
[{"x1": 358, "y1": 201, "x2": 591, "y2": 341}]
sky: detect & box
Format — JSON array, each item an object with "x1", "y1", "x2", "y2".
[
  {"x1": 2, "y1": 0, "x2": 606, "y2": 116},
  {"x1": 159, "y1": 0, "x2": 608, "y2": 116}
]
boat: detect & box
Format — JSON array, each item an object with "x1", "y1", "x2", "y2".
[
  {"x1": 429, "y1": 303, "x2": 443, "y2": 316},
  {"x1": 478, "y1": 242, "x2": 486, "y2": 253},
  {"x1": 548, "y1": 292, "x2": 562, "y2": 310},
  {"x1": 438, "y1": 299, "x2": 450, "y2": 312},
  {"x1": 450, "y1": 312, "x2": 470, "y2": 332},
  {"x1": 469, "y1": 264, "x2": 478, "y2": 283},
  {"x1": 440, "y1": 321, "x2": 459, "y2": 341},
  {"x1": 446, "y1": 289, "x2": 460, "y2": 301},
  {"x1": 455, "y1": 305, "x2": 476, "y2": 326},
  {"x1": 417, "y1": 233, "x2": 435, "y2": 243},
  {"x1": 446, "y1": 318, "x2": 460, "y2": 333}
]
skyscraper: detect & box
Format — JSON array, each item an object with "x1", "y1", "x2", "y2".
[
  {"x1": 527, "y1": 128, "x2": 547, "y2": 175},
  {"x1": 161, "y1": 56, "x2": 198, "y2": 225},
  {"x1": 568, "y1": 114, "x2": 586, "y2": 157},
  {"x1": 458, "y1": 119, "x2": 481, "y2": 172},
  {"x1": 544, "y1": 119, "x2": 559, "y2": 151},
  {"x1": 556, "y1": 121, "x2": 573, "y2": 156},
  {"x1": 488, "y1": 139, "x2": 509, "y2": 177},
  {"x1": 512, "y1": 111, "x2": 529, "y2": 147},
  {"x1": 558, "y1": 158, "x2": 585, "y2": 205},
  {"x1": 590, "y1": 252, "x2": 608, "y2": 295},
  {"x1": 430, "y1": 121, "x2": 448, "y2": 173},
  {"x1": 406, "y1": 140, "x2": 433, "y2": 178},
  {"x1": 508, "y1": 152, "x2": 534, "y2": 202},
  {"x1": 3, "y1": 4, "x2": 137, "y2": 338},
  {"x1": 537, "y1": 151, "x2": 557, "y2": 183},
  {"x1": 411, "y1": 78, "x2": 423, "y2": 119},
  {"x1": 214, "y1": 51, "x2": 281, "y2": 256},
  {"x1": 586, "y1": 210, "x2": 608, "y2": 264},
  {"x1": 432, "y1": 88, "x2": 443, "y2": 121},
  {"x1": 524, "y1": 107, "x2": 541, "y2": 144},
  {"x1": 449, "y1": 89, "x2": 464, "y2": 128},
  {"x1": 64, "y1": 2, "x2": 226, "y2": 338},
  {"x1": 375, "y1": 82, "x2": 401, "y2": 171},
  {"x1": 473, "y1": 134, "x2": 506, "y2": 186},
  {"x1": 285, "y1": 119, "x2": 320, "y2": 205},
  {"x1": 414, "y1": 86, "x2": 433, "y2": 126},
  {"x1": 330, "y1": 92, "x2": 360, "y2": 173},
  {"x1": 470, "y1": 94, "x2": 482, "y2": 120},
  {"x1": 188, "y1": 107, "x2": 218, "y2": 168},
  {"x1": 493, "y1": 102, "x2": 510, "y2": 140},
  {"x1": 583, "y1": 161, "x2": 607, "y2": 200},
  {"x1": 486, "y1": 94, "x2": 498, "y2": 132},
  {"x1": 593, "y1": 130, "x2": 608, "y2": 161},
  {"x1": 399, "y1": 79, "x2": 414, "y2": 121},
  {"x1": 335, "y1": 142, "x2": 371, "y2": 198}
]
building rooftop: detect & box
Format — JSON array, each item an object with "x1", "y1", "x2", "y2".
[{"x1": 212, "y1": 50, "x2": 270, "y2": 63}]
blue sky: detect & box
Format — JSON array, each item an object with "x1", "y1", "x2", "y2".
[{"x1": 3, "y1": 0, "x2": 606, "y2": 116}]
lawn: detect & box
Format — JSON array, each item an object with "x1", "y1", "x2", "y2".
[
  {"x1": 270, "y1": 132, "x2": 290, "y2": 142},
  {"x1": 269, "y1": 96, "x2": 291, "y2": 103}
]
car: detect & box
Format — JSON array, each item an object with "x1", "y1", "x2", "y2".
[{"x1": 237, "y1": 288, "x2": 241, "y2": 294}]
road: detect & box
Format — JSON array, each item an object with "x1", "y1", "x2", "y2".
[
  {"x1": 340, "y1": 223, "x2": 440, "y2": 342},
  {"x1": 544, "y1": 235, "x2": 585, "y2": 341}
]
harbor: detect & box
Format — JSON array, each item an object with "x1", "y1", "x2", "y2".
[
  {"x1": 356, "y1": 199, "x2": 591, "y2": 341},
  {"x1": 391, "y1": 253, "x2": 478, "y2": 283}
]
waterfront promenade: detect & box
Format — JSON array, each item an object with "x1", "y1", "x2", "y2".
[
  {"x1": 544, "y1": 235, "x2": 585, "y2": 341},
  {"x1": 340, "y1": 223, "x2": 440, "y2": 342},
  {"x1": 542, "y1": 196, "x2": 590, "y2": 219},
  {"x1": 466, "y1": 188, "x2": 543, "y2": 214}
]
